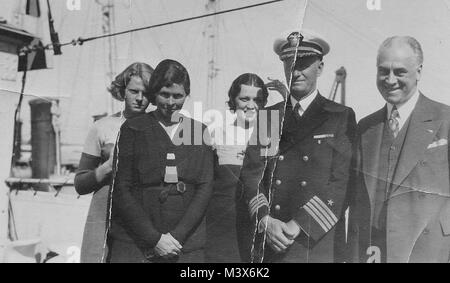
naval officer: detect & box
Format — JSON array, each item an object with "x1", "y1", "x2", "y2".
[{"x1": 240, "y1": 29, "x2": 357, "y2": 262}]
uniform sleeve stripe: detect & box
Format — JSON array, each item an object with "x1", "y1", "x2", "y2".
[
  {"x1": 249, "y1": 194, "x2": 268, "y2": 207},
  {"x1": 250, "y1": 198, "x2": 269, "y2": 206},
  {"x1": 312, "y1": 196, "x2": 338, "y2": 223},
  {"x1": 249, "y1": 194, "x2": 269, "y2": 217},
  {"x1": 249, "y1": 200, "x2": 269, "y2": 213},
  {"x1": 249, "y1": 206, "x2": 257, "y2": 217},
  {"x1": 249, "y1": 197, "x2": 268, "y2": 208},
  {"x1": 249, "y1": 204, "x2": 268, "y2": 217},
  {"x1": 309, "y1": 198, "x2": 337, "y2": 227},
  {"x1": 305, "y1": 202, "x2": 333, "y2": 230},
  {"x1": 249, "y1": 198, "x2": 268, "y2": 211},
  {"x1": 304, "y1": 205, "x2": 330, "y2": 233},
  {"x1": 249, "y1": 204, "x2": 259, "y2": 217}
]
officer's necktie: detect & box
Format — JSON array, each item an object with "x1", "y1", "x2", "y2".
[
  {"x1": 293, "y1": 103, "x2": 304, "y2": 121},
  {"x1": 388, "y1": 106, "x2": 400, "y2": 138}
]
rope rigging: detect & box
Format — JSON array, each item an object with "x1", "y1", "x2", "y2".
[{"x1": 20, "y1": 0, "x2": 285, "y2": 56}]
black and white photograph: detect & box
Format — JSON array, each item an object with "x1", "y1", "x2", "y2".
[{"x1": 0, "y1": 0, "x2": 449, "y2": 266}]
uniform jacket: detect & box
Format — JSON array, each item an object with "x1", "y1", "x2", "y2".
[
  {"x1": 108, "y1": 112, "x2": 214, "y2": 258},
  {"x1": 348, "y1": 94, "x2": 450, "y2": 263},
  {"x1": 240, "y1": 93, "x2": 356, "y2": 262}
]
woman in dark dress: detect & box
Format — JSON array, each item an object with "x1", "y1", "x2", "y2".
[
  {"x1": 107, "y1": 59, "x2": 214, "y2": 263},
  {"x1": 205, "y1": 73, "x2": 272, "y2": 263}
]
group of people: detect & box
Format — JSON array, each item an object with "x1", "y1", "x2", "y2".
[{"x1": 74, "y1": 28, "x2": 450, "y2": 263}]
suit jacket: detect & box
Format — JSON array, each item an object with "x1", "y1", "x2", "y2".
[
  {"x1": 348, "y1": 94, "x2": 450, "y2": 263},
  {"x1": 240, "y1": 94, "x2": 356, "y2": 262}
]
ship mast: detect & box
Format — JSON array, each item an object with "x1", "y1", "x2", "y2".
[
  {"x1": 96, "y1": 0, "x2": 118, "y2": 115},
  {"x1": 329, "y1": 67, "x2": 347, "y2": 105},
  {"x1": 205, "y1": 0, "x2": 220, "y2": 110}
]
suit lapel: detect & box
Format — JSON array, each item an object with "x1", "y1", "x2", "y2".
[
  {"x1": 390, "y1": 94, "x2": 441, "y2": 194},
  {"x1": 361, "y1": 107, "x2": 385, "y2": 211}
]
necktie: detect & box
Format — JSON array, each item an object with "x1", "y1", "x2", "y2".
[
  {"x1": 388, "y1": 106, "x2": 400, "y2": 138},
  {"x1": 293, "y1": 103, "x2": 304, "y2": 121}
]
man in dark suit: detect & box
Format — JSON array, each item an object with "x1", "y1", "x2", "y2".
[
  {"x1": 240, "y1": 29, "x2": 356, "y2": 263},
  {"x1": 347, "y1": 36, "x2": 450, "y2": 263}
]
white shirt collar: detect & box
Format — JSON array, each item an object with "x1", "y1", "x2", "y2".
[
  {"x1": 290, "y1": 89, "x2": 319, "y2": 112},
  {"x1": 386, "y1": 89, "x2": 420, "y2": 130}
]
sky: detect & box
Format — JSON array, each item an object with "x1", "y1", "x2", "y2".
[
  {"x1": 304, "y1": 0, "x2": 450, "y2": 118},
  {"x1": 1, "y1": 0, "x2": 450, "y2": 162},
  {"x1": 3, "y1": 0, "x2": 305, "y2": 150}
]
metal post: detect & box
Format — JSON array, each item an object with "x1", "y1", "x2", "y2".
[
  {"x1": 336, "y1": 67, "x2": 347, "y2": 106},
  {"x1": 205, "y1": 0, "x2": 220, "y2": 110},
  {"x1": 29, "y1": 99, "x2": 56, "y2": 190},
  {"x1": 96, "y1": 0, "x2": 117, "y2": 115},
  {"x1": 329, "y1": 67, "x2": 347, "y2": 105}
]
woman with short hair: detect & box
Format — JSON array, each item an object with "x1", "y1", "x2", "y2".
[
  {"x1": 75, "y1": 62, "x2": 154, "y2": 263},
  {"x1": 205, "y1": 73, "x2": 271, "y2": 263},
  {"x1": 107, "y1": 59, "x2": 214, "y2": 263}
]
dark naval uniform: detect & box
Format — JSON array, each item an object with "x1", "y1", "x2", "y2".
[{"x1": 241, "y1": 94, "x2": 356, "y2": 262}]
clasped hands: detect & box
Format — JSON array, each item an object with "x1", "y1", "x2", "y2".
[
  {"x1": 259, "y1": 216, "x2": 301, "y2": 253},
  {"x1": 154, "y1": 233, "x2": 183, "y2": 259}
]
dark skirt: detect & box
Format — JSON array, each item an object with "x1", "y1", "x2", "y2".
[
  {"x1": 108, "y1": 183, "x2": 206, "y2": 263},
  {"x1": 205, "y1": 165, "x2": 253, "y2": 263}
]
